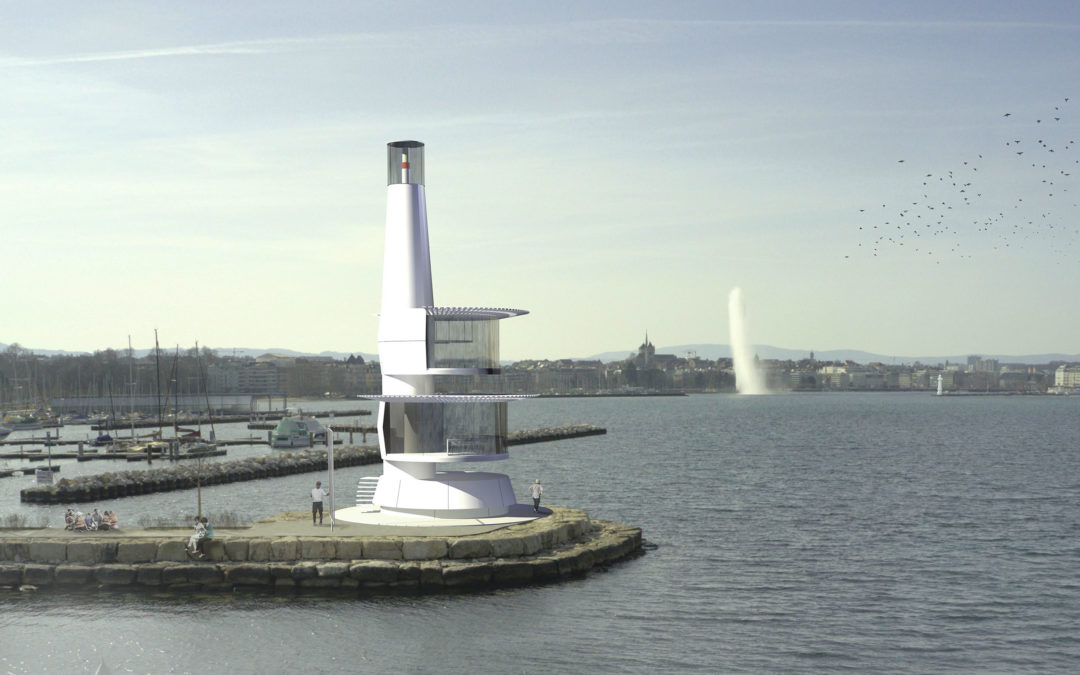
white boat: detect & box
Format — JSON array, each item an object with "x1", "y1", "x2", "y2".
[{"x1": 270, "y1": 415, "x2": 327, "y2": 449}]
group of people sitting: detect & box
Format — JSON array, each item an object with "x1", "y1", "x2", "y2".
[
  {"x1": 64, "y1": 508, "x2": 119, "y2": 531},
  {"x1": 186, "y1": 516, "x2": 214, "y2": 558}
]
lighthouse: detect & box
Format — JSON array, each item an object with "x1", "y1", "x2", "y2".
[{"x1": 337, "y1": 141, "x2": 533, "y2": 523}]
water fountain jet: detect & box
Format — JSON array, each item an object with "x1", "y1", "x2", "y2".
[{"x1": 728, "y1": 287, "x2": 767, "y2": 395}]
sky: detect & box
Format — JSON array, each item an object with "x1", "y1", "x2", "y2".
[{"x1": 2, "y1": 1, "x2": 1079, "y2": 360}]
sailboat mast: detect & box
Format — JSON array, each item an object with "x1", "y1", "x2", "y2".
[
  {"x1": 128, "y1": 335, "x2": 135, "y2": 440},
  {"x1": 154, "y1": 330, "x2": 162, "y2": 440},
  {"x1": 195, "y1": 341, "x2": 216, "y2": 441}
]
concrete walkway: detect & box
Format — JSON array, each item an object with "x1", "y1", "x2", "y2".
[{"x1": 1, "y1": 506, "x2": 552, "y2": 540}]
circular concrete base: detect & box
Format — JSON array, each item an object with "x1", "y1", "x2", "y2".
[{"x1": 333, "y1": 503, "x2": 543, "y2": 534}]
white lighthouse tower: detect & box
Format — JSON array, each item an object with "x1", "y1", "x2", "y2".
[{"x1": 337, "y1": 141, "x2": 533, "y2": 523}]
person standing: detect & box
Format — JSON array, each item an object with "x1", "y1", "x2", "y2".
[
  {"x1": 529, "y1": 479, "x2": 543, "y2": 513},
  {"x1": 311, "y1": 480, "x2": 328, "y2": 525}
]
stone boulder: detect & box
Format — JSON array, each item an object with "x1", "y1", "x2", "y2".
[
  {"x1": 95, "y1": 565, "x2": 137, "y2": 585},
  {"x1": 402, "y1": 538, "x2": 447, "y2": 561}
]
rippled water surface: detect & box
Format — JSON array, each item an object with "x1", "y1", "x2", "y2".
[{"x1": 2, "y1": 393, "x2": 1079, "y2": 673}]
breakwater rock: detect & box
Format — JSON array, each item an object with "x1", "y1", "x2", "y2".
[
  {"x1": 0, "y1": 507, "x2": 642, "y2": 594},
  {"x1": 506, "y1": 424, "x2": 606, "y2": 445},
  {"x1": 20, "y1": 446, "x2": 381, "y2": 505}
]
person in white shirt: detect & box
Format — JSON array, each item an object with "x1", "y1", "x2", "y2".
[
  {"x1": 187, "y1": 518, "x2": 206, "y2": 555},
  {"x1": 529, "y1": 479, "x2": 543, "y2": 513},
  {"x1": 311, "y1": 480, "x2": 328, "y2": 525}
]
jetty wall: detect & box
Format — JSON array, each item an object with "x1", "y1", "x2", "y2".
[
  {"x1": 0, "y1": 507, "x2": 642, "y2": 593},
  {"x1": 20, "y1": 446, "x2": 381, "y2": 504}
]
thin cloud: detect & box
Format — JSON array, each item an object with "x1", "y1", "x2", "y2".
[{"x1": 7, "y1": 17, "x2": 1076, "y2": 69}]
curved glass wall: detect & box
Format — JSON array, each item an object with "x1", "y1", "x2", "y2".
[
  {"x1": 432, "y1": 374, "x2": 508, "y2": 395},
  {"x1": 381, "y1": 401, "x2": 508, "y2": 456},
  {"x1": 427, "y1": 317, "x2": 499, "y2": 370},
  {"x1": 387, "y1": 140, "x2": 424, "y2": 186}
]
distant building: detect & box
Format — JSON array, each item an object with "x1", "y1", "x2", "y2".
[
  {"x1": 633, "y1": 333, "x2": 656, "y2": 367},
  {"x1": 1055, "y1": 364, "x2": 1080, "y2": 389}
]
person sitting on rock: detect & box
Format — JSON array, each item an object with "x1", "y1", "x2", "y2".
[
  {"x1": 187, "y1": 518, "x2": 206, "y2": 556},
  {"x1": 64, "y1": 509, "x2": 75, "y2": 530},
  {"x1": 104, "y1": 511, "x2": 118, "y2": 530},
  {"x1": 195, "y1": 516, "x2": 213, "y2": 557},
  {"x1": 91, "y1": 509, "x2": 103, "y2": 530},
  {"x1": 74, "y1": 512, "x2": 87, "y2": 531},
  {"x1": 99, "y1": 511, "x2": 111, "y2": 531}
]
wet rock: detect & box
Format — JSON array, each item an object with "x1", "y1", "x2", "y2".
[
  {"x1": 418, "y1": 561, "x2": 443, "y2": 588},
  {"x1": 94, "y1": 565, "x2": 137, "y2": 585},
  {"x1": 289, "y1": 563, "x2": 318, "y2": 581},
  {"x1": 348, "y1": 560, "x2": 398, "y2": 584},
  {"x1": 441, "y1": 561, "x2": 492, "y2": 587},
  {"x1": 224, "y1": 563, "x2": 271, "y2": 585},
  {"x1": 136, "y1": 564, "x2": 167, "y2": 586},
  {"x1": 448, "y1": 537, "x2": 491, "y2": 560},
  {"x1": 54, "y1": 564, "x2": 94, "y2": 585},
  {"x1": 22, "y1": 564, "x2": 53, "y2": 585},
  {"x1": 316, "y1": 562, "x2": 349, "y2": 579},
  {"x1": 491, "y1": 559, "x2": 534, "y2": 584},
  {"x1": 0, "y1": 563, "x2": 25, "y2": 584}
]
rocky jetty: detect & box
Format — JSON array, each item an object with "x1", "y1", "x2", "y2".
[
  {"x1": 20, "y1": 446, "x2": 381, "y2": 504},
  {"x1": 505, "y1": 424, "x2": 606, "y2": 445},
  {"x1": 0, "y1": 507, "x2": 642, "y2": 594}
]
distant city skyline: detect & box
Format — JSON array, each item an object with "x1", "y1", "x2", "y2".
[
  {"x1": 1, "y1": 3, "x2": 1078, "y2": 358},
  {"x1": 3, "y1": 339, "x2": 1076, "y2": 368}
]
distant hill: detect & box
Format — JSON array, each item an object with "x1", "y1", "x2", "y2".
[{"x1": 583, "y1": 344, "x2": 1080, "y2": 366}]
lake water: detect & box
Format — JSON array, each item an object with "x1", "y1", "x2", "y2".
[{"x1": 2, "y1": 393, "x2": 1079, "y2": 673}]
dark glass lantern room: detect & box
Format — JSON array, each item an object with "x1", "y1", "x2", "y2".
[{"x1": 387, "y1": 140, "x2": 424, "y2": 186}]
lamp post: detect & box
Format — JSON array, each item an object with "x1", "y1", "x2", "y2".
[{"x1": 327, "y1": 426, "x2": 335, "y2": 531}]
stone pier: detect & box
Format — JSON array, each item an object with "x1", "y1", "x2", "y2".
[{"x1": 0, "y1": 507, "x2": 642, "y2": 594}]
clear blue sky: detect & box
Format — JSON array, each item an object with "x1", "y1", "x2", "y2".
[{"x1": 2, "y1": 1, "x2": 1078, "y2": 359}]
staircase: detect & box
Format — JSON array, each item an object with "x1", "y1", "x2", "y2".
[{"x1": 356, "y1": 476, "x2": 379, "y2": 505}]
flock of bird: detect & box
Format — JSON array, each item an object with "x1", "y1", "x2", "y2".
[{"x1": 853, "y1": 98, "x2": 1078, "y2": 263}]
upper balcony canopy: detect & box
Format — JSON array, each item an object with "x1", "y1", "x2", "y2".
[
  {"x1": 424, "y1": 306, "x2": 528, "y2": 320},
  {"x1": 388, "y1": 140, "x2": 424, "y2": 186}
]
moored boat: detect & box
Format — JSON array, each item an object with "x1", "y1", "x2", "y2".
[{"x1": 270, "y1": 415, "x2": 327, "y2": 449}]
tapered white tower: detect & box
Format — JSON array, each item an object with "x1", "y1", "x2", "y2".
[{"x1": 344, "y1": 141, "x2": 532, "y2": 521}]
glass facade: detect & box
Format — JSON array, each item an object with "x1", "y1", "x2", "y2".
[
  {"x1": 428, "y1": 317, "x2": 500, "y2": 370},
  {"x1": 381, "y1": 400, "x2": 508, "y2": 455},
  {"x1": 432, "y1": 374, "x2": 507, "y2": 395},
  {"x1": 387, "y1": 140, "x2": 424, "y2": 186}
]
